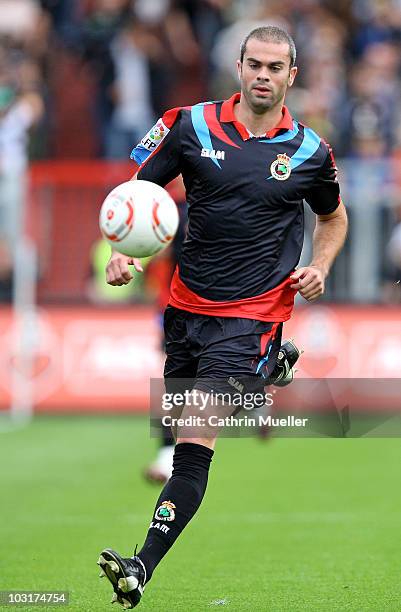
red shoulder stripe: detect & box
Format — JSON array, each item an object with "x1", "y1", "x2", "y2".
[
  {"x1": 203, "y1": 104, "x2": 241, "y2": 149},
  {"x1": 162, "y1": 106, "x2": 191, "y2": 129}
]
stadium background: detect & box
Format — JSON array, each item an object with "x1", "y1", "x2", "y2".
[{"x1": 1, "y1": 1, "x2": 401, "y2": 611}]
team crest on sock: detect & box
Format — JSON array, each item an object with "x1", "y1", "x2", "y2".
[{"x1": 155, "y1": 500, "x2": 176, "y2": 521}]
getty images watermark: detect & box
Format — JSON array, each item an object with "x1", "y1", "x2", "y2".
[
  {"x1": 150, "y1": 378, "x2": 401, "y2": 438},
  {"x1": 149, "y1": 379, "x2": 311, "y2": 438},
  {"x1": 160, "y1": 388, "x2": 308, "y2": 430}
]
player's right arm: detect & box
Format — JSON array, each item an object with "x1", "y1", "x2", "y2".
[
  {"x1": 106, "y1": 251, "x2": 143, "y2": 286},
  {"x1": 105, "y1": 108, "x2": 184, "y2": 286}
]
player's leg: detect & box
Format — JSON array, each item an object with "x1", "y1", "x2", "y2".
[
  {"x1": 123, "y1": 387, "x2": 235, "y2": 597},
  {"x1": 134, "y1": 307, "x2": 227, "y2": 583},
  {"x1": 134, "y1": 404, "x2": 217, "y2": 583}
]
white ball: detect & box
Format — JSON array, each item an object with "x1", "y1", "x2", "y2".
[{"x1": 99, "y1": 180, "x2": 179, "y2": 258}]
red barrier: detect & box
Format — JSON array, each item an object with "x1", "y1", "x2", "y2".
[{"x1": 0, "y1": 304, "x2": 400, "y2": 412}]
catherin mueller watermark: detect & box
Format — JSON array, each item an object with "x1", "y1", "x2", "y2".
[{"x1": 161, "y1": 413, "x2": 308, "y2": 429}]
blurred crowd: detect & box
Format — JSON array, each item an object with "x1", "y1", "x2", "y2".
[
  {"x1": 1, "y1": 0, "x2": 400, "y2": 158},
  {"x1": 1, "y1": 0, "x2": 401, "y2": 302}
]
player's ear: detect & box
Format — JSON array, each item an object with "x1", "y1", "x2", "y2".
[
  {"x1": 288, "y1": 66, "x2": 297, "y2": 87},
  {"x1": 236, "y1": 59, "x2": 242, "y2": 81}
]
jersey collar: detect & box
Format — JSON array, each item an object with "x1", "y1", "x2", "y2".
[{"x1": 220, "y1": 92, "x2": 293, "y2": 140}]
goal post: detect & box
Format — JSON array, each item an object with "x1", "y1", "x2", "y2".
[{"x1": 0, "y1": 172, "x2": 38, "y2": 431}]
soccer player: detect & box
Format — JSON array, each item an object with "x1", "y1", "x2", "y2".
[{"x1": 98, "y1": 25, "x2": 348, "y2": 608}]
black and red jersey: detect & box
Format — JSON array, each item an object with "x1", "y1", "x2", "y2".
[{"x1": 131, "y1": 93, "x2": 340, "y2": 322}]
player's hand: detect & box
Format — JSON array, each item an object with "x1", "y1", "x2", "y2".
[
  {"x1": 290, "y1": 265, "x2": 326, "y2": 301},
  {"x1": 106, "y1": 251, "x2": 143, "y2": 286}
]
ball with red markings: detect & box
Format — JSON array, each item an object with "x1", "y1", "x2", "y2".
[{"x1": 99, "y1": 180, "x2": 179, "y2": 257}]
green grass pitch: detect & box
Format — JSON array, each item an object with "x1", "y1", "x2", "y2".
[{"x1": 1, "y1": 415, "x2": 400, "y2": 611}]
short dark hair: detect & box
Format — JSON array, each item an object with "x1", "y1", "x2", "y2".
[{"x1": 240, "y1": 26, "x2": 297, "y2": 68}]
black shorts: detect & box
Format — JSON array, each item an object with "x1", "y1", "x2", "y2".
[{"x1": 163, "y1": 306, "x2": 283, "y2": 397}]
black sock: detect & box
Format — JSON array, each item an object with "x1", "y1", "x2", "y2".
[{"x1": 137, "y1": 442, "x2": 213, "y2": 581}]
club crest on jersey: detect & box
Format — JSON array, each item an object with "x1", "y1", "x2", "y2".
[
  {"x1": 155, "y1": 500, "x2": 176, "y2": 522},
  {"x1": 270, "y1": 153, "x2": 291, "y2": 181},
  {"x1": 141, "y1": 119, "x2": 170, "y2": 151}
]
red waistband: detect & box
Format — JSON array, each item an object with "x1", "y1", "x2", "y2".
[{"x1": 169, "y1": 267, "x2": 296, "y2": 322}]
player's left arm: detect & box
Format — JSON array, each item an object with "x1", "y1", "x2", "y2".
[
  {"x1": 291, "y1": 142, "x2": 348, "y2": 301},
  {"x1": 290, "y1": 200, "x2": 348, "y2": 301}
]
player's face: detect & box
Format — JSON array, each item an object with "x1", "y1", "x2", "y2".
[{"x1": 237, "y1": 39, "x2": 297, "y2": 114}]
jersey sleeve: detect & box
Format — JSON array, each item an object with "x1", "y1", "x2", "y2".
[
  {"x1": 304, "y1": 143, "x2": 341, "y2": 215},
  {"x1": 130, "y1": 108, "x2": 183, "y2": 186}
]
